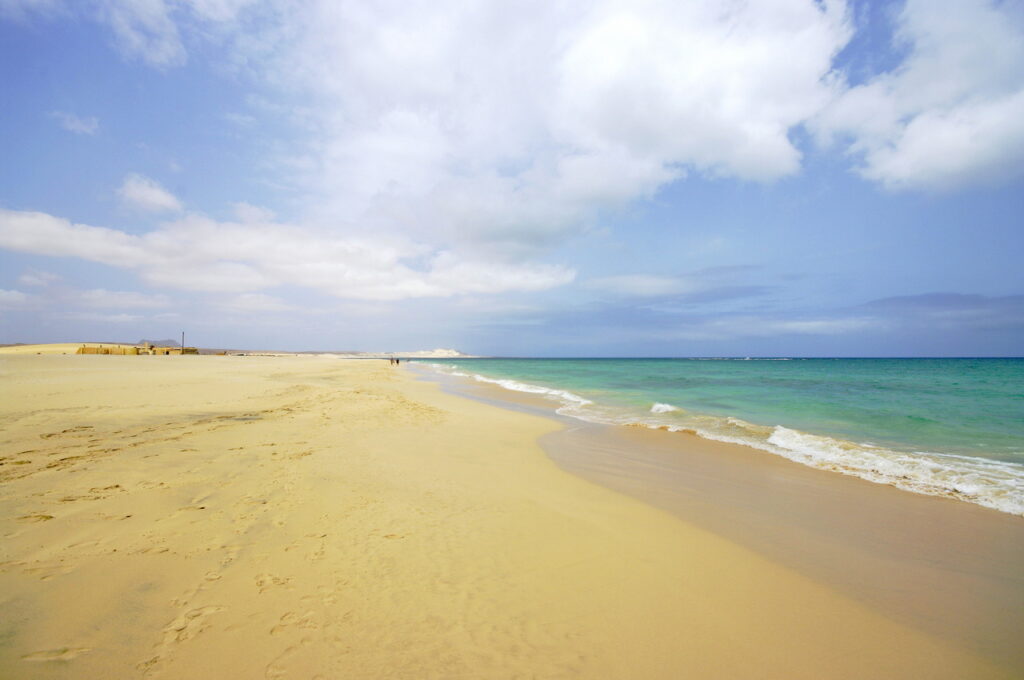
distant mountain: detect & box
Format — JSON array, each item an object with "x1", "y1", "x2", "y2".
[{"x1": 137, "y1": 338, "x2": 181, "y2": 347}]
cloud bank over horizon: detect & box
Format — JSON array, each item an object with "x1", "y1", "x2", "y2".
[{"x1": 1, "y1": 0, "x2": 1022, "y2": 354}]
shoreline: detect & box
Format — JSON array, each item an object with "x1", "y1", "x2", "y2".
[
  {"x1": 0, "y1": 354, "x2": 1019, "y2": 678},
  {"x1": 412, "y1": 359, "x2": 1024, "y2": 517},
  {"x1": 414, "y1": 363, "x2": 1024, "y2": 670}
]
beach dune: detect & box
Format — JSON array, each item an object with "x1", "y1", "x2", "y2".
[{"x1": 0, "y1": 354, "x2": 1015, "y2": 678}]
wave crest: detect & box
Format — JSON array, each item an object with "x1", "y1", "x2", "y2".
[{"x1": 415, "y1": 361, "x2": 1024, "y2": 516}]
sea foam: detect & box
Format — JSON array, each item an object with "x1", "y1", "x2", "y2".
[
  {"x1": 415, "y1": 361, "x2": 1024, "y2": 516},
  {"x1": 422, "y1": 362, "x2": 592, "y2": 414}
]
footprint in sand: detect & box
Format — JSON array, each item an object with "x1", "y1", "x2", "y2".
[
  {"x1": 270, "y1": 611, "x2": 318, "y2": 635},
  {"x1": 39, "y1": 426, "x2": 94, "y2": 440},
  {"x1": 163, "y1": 605, "x2": 226, "y2": 643},
  {"x1": 22, "y1": 647, "x2": 91, "y2": 661},
  {"x1": 265, "y1": 639, "x2": 313, "y2": 680},
  {"x1": 255, "y1": 573, "x2": 291, "y2": 593},
  {"x1": 17, "y1": 514, "x2": 54, "y2": 522},
  {"x1": 138, "y1": 606, "x2": 226, "y2": 675}
]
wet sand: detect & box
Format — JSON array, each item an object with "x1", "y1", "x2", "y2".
[
  {"x1": 426, "y1": 366, "x2": 1024, "y2": 672},
  {"x1": 0, "y1": 354, "x2": 1019, "y2": 678},
  {"x1": 545, "y1": 425, "x2": 1024, "y2": 668}
]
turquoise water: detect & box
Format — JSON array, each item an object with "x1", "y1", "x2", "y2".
[{"x1": 416, "y1": 358, "x2": 1024, "y2": 516}]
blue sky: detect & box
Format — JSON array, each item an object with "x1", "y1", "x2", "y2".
[{"x1": 1, "y1": 0, "x2": 1022, "y2": 356}]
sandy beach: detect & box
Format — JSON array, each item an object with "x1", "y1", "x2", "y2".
[
  {"x1": 428, "y1": 367, "x2": 1024, "y2": 669},
  {"x1": 0, "y1": 353, "x2": 1019, "y2": 679}
]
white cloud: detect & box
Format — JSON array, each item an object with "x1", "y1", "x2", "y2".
[
  {"x1": 182, "y1": 0, "x2": 255, "y2": 23},
  {"x1": 0, "y1": 0, "x2": 63, "y2": 21},
  {"x1": 63, "y1": 311, "x2": 143, "y2": 323},
  {"x1": 223, "y1": 112, "x2": 257, "y2": 128},
  {"x1": 12, "y1": 1, "x2": 861, "y2": 262},
  {"x1": 203, "y1": 0, "x2": 853, "y2": 255},
  {"x1": 93, "y1": 0, "x2": 259, "y2": 67},
  {"x1": 117, "y1": 173, "x2": 183, "y2": 213},
  {"x1": 232, "y1": 201, "x2": 275, "y2": 222},
  {"x1": 8, "y1": 284, "x2": 169, "y2": 310},
  {"x1": 74, "y1": 288, "x2": 170, "y2": 309},
  {"x1": 219, "y1": 293, "x2": 292, "y2": 312},
  {"x1": 0, "y1": 288, "x2": 30, "y2": 308},
  {"x1": 18, "y1": 0, "x2": 1024, "y2": 203},
  {"x1": 553, "y1": 1, "x2": 850, "y2": 182},
  {"x1": 813, "y1": 0, "x2": 1024, "y2": 190},
  {"x1": 49, "y1": 110, "x2": 99, "y2": 134},
  {"x1": 0, "y1": 208, "x2": 575, "y2": 301},
  {"x1": 98, "y1": 0, "x2": 186, "y2": 67},
  {"x1": 6, "y1": 270, "x2": 170, "y2": 311},
  {"x1": 17, "y1": 269, "x2": 60, "y2": 287},
  {"x1": 0, "y1": 209, "x2": 148, "y2": 265}
]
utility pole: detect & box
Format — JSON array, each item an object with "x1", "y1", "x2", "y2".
[{"x1": 181, "y1": 331, "x2": 185, "y2": 354}]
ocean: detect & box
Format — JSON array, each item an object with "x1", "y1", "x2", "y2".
[{"x1": 415, "y1": 358, "x2": 1024, "y2": 516}]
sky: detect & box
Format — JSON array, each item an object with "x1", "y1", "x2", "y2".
[{"x1": 0, "y1": 0, "x2": 1022, "y2": 356}]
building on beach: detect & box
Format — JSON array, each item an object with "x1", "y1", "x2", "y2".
[{"x1": 76, "y1": 342, "x2": 198, "y2": 355}]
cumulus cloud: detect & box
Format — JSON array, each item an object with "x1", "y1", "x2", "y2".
[
  {"x1": 15, "y1": 0, "x2": 1024, "y2": 203},
  {"x1": 49, "y1": 110, "x2": 99, "y2": 134},
  {"x1": 117, "y1": 173, "x2": 183, "y2": 213},
  {"x1": 255, "y1": 0, "x2": 852, "y2": 255},
  {"x1": 73, "y1": 0, "x2": 838, "y2": 258},
  {"x1": 0, "y1": 208, "x2": 575, "y2": 300},
  {"x1": 39, "y1": 0, "x2": 1001, "y2": 259},
  {"x1": 554, "y1": 1, "x2": 850, "y2": 181},
  {"x1": 813, "y1": 0, "x2": 1024, "y2": 190}
]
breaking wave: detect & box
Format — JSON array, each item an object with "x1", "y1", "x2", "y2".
[{"x1": 417, "y1": 361, "x2": 1024, "y2": 516}]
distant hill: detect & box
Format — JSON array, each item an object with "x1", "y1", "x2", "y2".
[{"x1": 137, "y1": 339, "x2": 181, "y2": 347}]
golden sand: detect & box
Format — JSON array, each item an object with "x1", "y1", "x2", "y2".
[
  {"x1": 0, "y1": 354, "x2": 1015, "y2": 678},
  {"x1": 0, "y1": 343, "x2": 111, "y2": 355}
]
